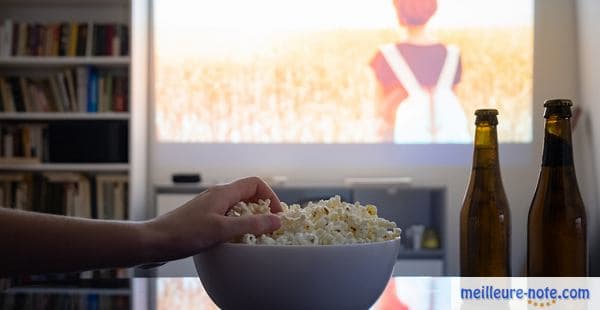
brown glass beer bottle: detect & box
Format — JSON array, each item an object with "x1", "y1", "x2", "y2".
[
  {"x1": 527, "y1": 99, "x2": 587, "y2": 276},
  {"x1": 460, "y1": 109, "x2": 511, "y2": 276}
]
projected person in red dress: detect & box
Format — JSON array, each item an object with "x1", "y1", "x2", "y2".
[{"x1": 370, "y1": 0, "x2": 470, "y2": 143}]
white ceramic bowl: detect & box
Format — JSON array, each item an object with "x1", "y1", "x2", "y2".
[{"x1": 193, "y1": 238, "x2": 401, "y2": 310}]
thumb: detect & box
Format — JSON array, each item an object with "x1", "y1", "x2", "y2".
[{"x1": 222, "y1": 214, "x2": 281, "y2": 240}]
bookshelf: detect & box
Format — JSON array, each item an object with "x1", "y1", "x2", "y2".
[
  {"x1": 0, "y1": 163, "x2": 130, "y2": 171},
  {"x1": 0, "y1": 56, "x2": 130, "y2": 66},
  {"x1": 5, "y1": 287, "x2": 131, "y2": 296},
  {"x1": 0, "y1": 112, "x2": 130, "y2": 120},
  {"x1": 0, "y1": 0, "x2": 144, "y2": 308}
]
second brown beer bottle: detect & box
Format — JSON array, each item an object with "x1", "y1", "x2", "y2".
[
  {"x1": 527, "y1": 99, "x2": 587, "y2": 276},
  {"x1": 460, "y1": 109, "x2": 511, "y2": 276}
]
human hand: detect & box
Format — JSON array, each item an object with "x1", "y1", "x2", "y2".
[{"x1": 142, "y1": 177, "x2": 282, "y2": 262}]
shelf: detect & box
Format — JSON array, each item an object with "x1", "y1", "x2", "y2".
[
  {"x1": 0, "y1": 57, "x2": 130, "y2": 67},
  {"x1": 0, "y1": 163, "x2": 130, "y2": 172},
  {"x1": 0, "y1": 112, "x2": 130, "y2": 121},
  {"x1": 0, "y1": 0, "x2": 129, "y2": 6},
  {"x1": 4, "y1": 287, "x2": 131, "y2": 296}
]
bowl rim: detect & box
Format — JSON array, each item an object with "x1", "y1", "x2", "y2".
[{"x1": 214, "y1": 237, "x2": 401, "y2": 249}]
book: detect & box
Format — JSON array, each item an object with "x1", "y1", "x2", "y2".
[
  {"x1": 55, "y1": 72, "x2": 71, "y2": 111},
  {"x1": 7, "y1": 77, "x2": 25, "y2": 112},
  {"x1": 25, "y1": 24, "x2": 35, "y2": 56},
  {"x1": 0, "y1": 77, "x2": 15, "y2": 112},
  {"x1": 113, "y1": 76, "x2": 125, "y2": 112},
  {"x1": 68, "y1": 22, "x2": 78, "y2": 56},
  {"x1": 36, "y1": 24, "x2": 45, "y2": 56},
  {"x1": 0, "y1": 82, "x2": 3, "y2": 112},
  {"x1": 76, "y1": 23, "x2": 88, "y2": 57},
  {"x1": 49, "y1": 23, "x2": 61, "y2": 56},
  {"x1": 19, "y1": 77, "x2": 34, "y2": 112},
  {"x1": 58, "y1": 22, "x2": 70, "y2": 56},
  {"x1": 0, "y1": 123, "x2": 45, "y2": 163},
  {"x1": 0, "y1": 69, "x2": 127, "y2": 113},
  {"x1": 1, "y1": 21, "x2": 129, "y2": 57},
  {"x1": 16, "y1": 22, "x2": 27, "y2": 56},
  {"x1": 120, "y1": 24, "x2": 129, "y2": 56},
  {"x1": 87, "y1": 67, "x2": 98, "y2": 112},
  {"x1": 104, "y1": 74, "x2": 113, "y2": 112},
  {"x1": 48, "y1": 76, "x2": 64, "y2": 112},
  {"x1": 98, "y1": 74, "x2": 105, "y2": 111},
  {"x1": 64, "y1": 69, "x2": 78, "y2": 111},
  {"x1": 105, "y1": 25, "x2": 114, "y2": 57},
  {"x1": 0, "y1": 19, "x2": 13, "y2": 57},
  {"x1": 76, "y1": 67, "x2": 89, "y2": 112},
  {"x1": 112, "y1": 26, "x2": 121, "y2": 56},
  {"x1": 95, "y1": 174, "x2": 127, "y2": 220}
]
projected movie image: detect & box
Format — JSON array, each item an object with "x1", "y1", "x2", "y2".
[{"x1": 154, "y1": 0, "x2": 533, "y2": 143}]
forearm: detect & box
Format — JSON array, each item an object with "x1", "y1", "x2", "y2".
[
  {"x1": 0, "y1": 208, "x2": 161, "y2": 277},
  {"x1": 0, "y1": 177, "x2": 282, "y2": 277}
]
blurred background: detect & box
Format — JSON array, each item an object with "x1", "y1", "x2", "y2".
[{"x1": 0, "y1": 0, "x2": 599, "y2": 309}]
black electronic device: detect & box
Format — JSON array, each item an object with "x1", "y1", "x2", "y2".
[{"x1": 172, "y1": 173, "x2": 201, "y2": 184}]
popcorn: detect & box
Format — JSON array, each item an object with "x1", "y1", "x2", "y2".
[{"x1": 226, "y1": 195, "x2": 401, "y2": 245}]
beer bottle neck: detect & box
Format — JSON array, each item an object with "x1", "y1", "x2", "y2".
[
  {"x1": 472, "y1": 124, "x2": 500, "y2": 169},
  {"x1": 542, "y1": 116, "x2": 574, "y2": 167}
]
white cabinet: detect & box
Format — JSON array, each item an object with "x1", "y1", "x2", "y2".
[
  {"x1": 393, "y1": 260, "x2": 444, "y2": 277},
  {"x1": 154, "y1": 193, "x2": 198, "y2": 277}
]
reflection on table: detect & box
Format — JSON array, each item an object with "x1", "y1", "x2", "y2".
[{"x1": 157, "y1": 277, "x2": 450, "y2": 310}]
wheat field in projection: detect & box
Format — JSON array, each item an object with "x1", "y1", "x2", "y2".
[{"x1": 154, "y1": 27, "x2": 532, "y2": 143}]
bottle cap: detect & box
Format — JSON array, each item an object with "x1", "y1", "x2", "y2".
[
  {"x1": 544, "y1": 99, "x2": 573, "y2": 107},
  {"x1": 544, "y1": 99, "x2": 572, "y2": 118},
  {"x1": 474, "y1": 109, "x2": 499, "y2": 116},
  {"x1": 474, "y1": 109, "x2": 499, "y2": 125}
]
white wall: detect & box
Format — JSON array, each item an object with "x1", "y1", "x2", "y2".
[
  {"x1": 150, "y1": 0, "x2": 581, "y2": 275},
  {"x1": 576, "y1": 0, "x2": 600, "y2": 276}
]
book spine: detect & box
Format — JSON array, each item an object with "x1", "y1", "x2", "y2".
[
  {"x1": 19, "y1": 77, "x2": 33, "y2": 112},
  {"x1": 85, "y1": 22, "x2": 94, "y2": 57},
  {"x1": 55, "y1": 73, "x2": 71, "y2": 111},
  {"x1": 43, "y1": 24, "x2": 53, "y2": 56},
  {"x1": 26, "y1": 23, "x2": 36, "y2": 56},
  {"x1": 26, "y1": 82, "x2": 39, "y2": 112},
  {"x1": 76, "y1": 66, "x2": 89, "y2": 112},
  {"x1": 0, "y1": 78, "x2": 4, "y2": 112},
  {"x1": 112, "y1": 26, "x2": 121, "y2": 57},
  {"x1": 33, "y1": 81, "x2": 50, "y2": 112},
  {"x1": 64, "y1": 69, "x2": 78, "y2": 111},
  {"x1": 113, "y1": 76, "x2": 124, "y2": 112},
  {"x1": 17, "y1": 22, "x2": 27, "y2": 56},
  {"x1": 13, "y1": 127, "x2": 22, "y2": 156},
  {"x1": 10, "y1": 21, "x2": 18, "y2": 56},
  {"x1": 0, "y1": 77, "x2": 15, "y2": 112},
  {"x1": 105, "y1": 25, "x2": 114, "y2": 57},
  {"x1": 8, "y1": 77, "x2": 25, "y2": 112},
  {"x1": 0, "y1": 78, "x2": 11, "y2": 112},
  {"x1": 76, "y1": 23, "x2": 88, "y2": 57},
  {"x1": 92, "y1": 24, "x2": 100, "y2": 56},
  {"x1": 1, "y1": 20, "x2": 13, "y2": 57},
  {"x1": 105, "y1": 74, "x2": 113, "y2": 112},
  {"x1": 48, "y1": 76, "x2": 64, "y2": 112},
  {"x1": 87, "y1": 68, "x2": 98, "y2": 112},
  {"x1": 51, "y1": 24, "x2": 61, "y2": 56},
  {"x1": 68, "y1": 22, "x2": 78, "y2": 56},
  {"x1": 3, "y1": 129, "x2": 13, "y2": 157},
  {"x1": 37, "y1": 24, "x2": 46, "y2": 56},
  {"x1": 58, "y1": 23, "x2": 69, "y2": 56},
  {"x1": 22, "y1": 126, "x2": 31, "y2": 157},
  {"x1": 120, "y1": 24, "x2": 129, "y2": 56}
]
